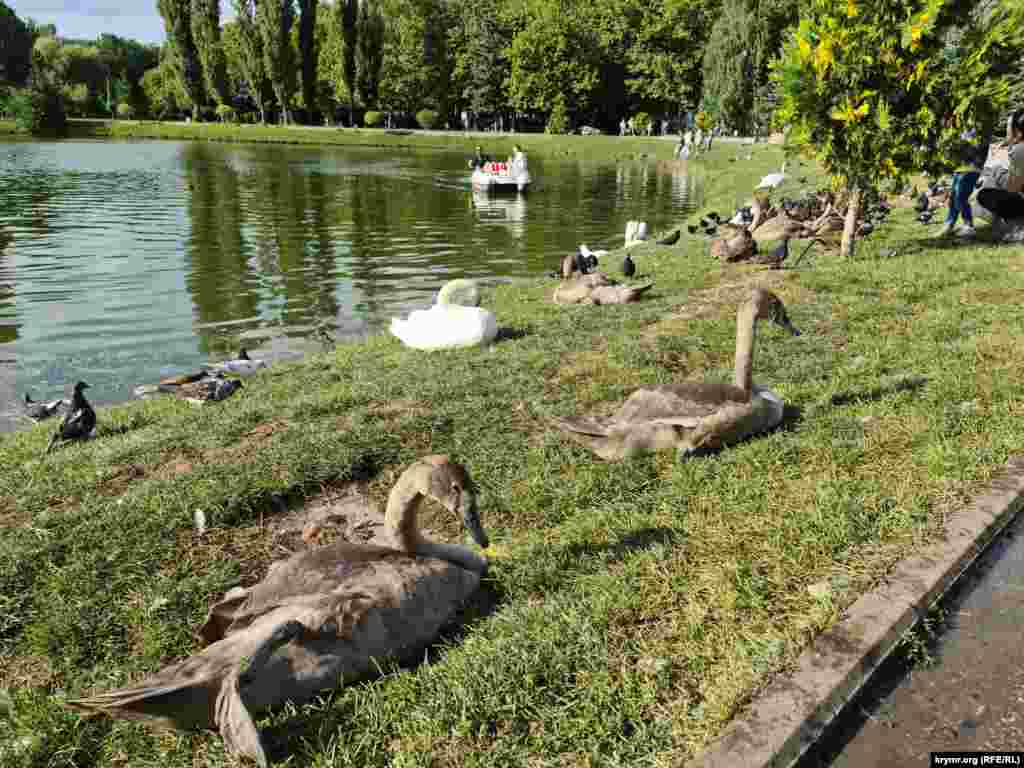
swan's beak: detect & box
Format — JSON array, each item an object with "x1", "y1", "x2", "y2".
[{"x1": 461, "y1": 496, "x2": 489, "y2": 549}]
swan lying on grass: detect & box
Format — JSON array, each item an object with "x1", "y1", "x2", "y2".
[{"x1": 390, "y1": 279, "x2": 498, "y2": 350}]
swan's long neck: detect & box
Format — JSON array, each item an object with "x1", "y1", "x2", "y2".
[
  {"x1": 733, "y1": 304, "x2": 758, "y2": 393},
  {"x1": 384, "y1": 475, "x2": 486, "y2": 572}
]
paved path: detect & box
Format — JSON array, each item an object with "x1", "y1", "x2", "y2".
[{"x1": 800, "y1": 509, "x2": 1024, "y2": 767}]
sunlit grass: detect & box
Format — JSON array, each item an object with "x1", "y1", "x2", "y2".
[{"x1": 2, "y1": 136, "x2": 1023, "y2": 767}]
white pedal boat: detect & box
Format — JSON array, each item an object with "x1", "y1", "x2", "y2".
[{"x1": 471, "y1": 161, "x2": 532, "y2": 192}]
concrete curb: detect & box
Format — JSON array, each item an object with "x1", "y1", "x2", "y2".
[{"x1": 691, "y1": 455, "x2": 1024, "y2": 768}]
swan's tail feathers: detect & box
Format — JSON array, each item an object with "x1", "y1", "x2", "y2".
[
  {"x1": 66, "y1": 676, "x2": 219, "y2": 730},
  {"x1": 551, "y1": 416, "x2": 613, "y2": 438},
  {"x1": 625, "y1": 282, "x2": 654, "y2": 300}
]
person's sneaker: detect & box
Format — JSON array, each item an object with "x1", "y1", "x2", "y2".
[
  {"x1": 935, "y1": 222, "x2": 954, "y2": 237},
  {"x1": 955, "y1": 224, "x2": 976, "y2": 238}
]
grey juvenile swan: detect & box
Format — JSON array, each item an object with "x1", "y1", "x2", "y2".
[{"x1": 68, "y1": 455, "x2": 490, "y2": 766}]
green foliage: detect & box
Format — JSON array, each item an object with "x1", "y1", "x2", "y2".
[
  {"x1": 336, "y1": 0, "x2": 358, "y2": 118},
  {"x1": 1, "y1": 1, "x2": 33, "y2": 86},
  {"x1": 157, "y1": 0, "x2": 205, "y2": 120},
  {"x1": 214, "y1": 102, "x2": 235, "y2": 122},
  {"x1": 191, "y1": 0, "x2": 230, "y2": 105},
  {"x1": 356, "y1": 0, "x2": 385, "y2": 108},
  {"x1": 415, "y1": 107, "x2": 438, "y2": 129},
  {"x1": 10, "y1": 85, "x2": 67, "y2": 135},
  {"x1": 449, "y1": 0, "x2": 509, "y2": 118},
  {"x1": 546, "y1": 94, "x2": 569, "y2": 134},
  {"x1": 297, "y1": 0, "x2": 319, "y2": 123},
  {"x1": 774, "y1": 0, "x2": 1024, "y2": 202},
  {"x1": 141, "y1": 54, "x2": 191, "y2": 118},
  {"x1": 632, "y1": 111, "x2": 652, "y2": 132},
  {"x1": 363, "y1": 108, "x2": 383, "y2": 126},
  {"x1": 257, "y1": 0, "x2": 297, "y2": 123},
  {"x1": 228, "y1": 3, "x2": 272, "y2": 122}
]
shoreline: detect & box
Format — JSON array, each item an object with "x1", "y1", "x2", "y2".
[{"x1": 7, "y1": 135, "x2": 1023, "y2": 767}]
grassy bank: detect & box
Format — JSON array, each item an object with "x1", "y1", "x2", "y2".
[
  {"x1": 2, "y1": 140, "x2": 1023, "y2": 767},
  {"x1": 48, "y1": 118, "x2": 679, "y2": 162}
]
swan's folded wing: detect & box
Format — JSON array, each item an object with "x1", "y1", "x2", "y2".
[
  {"x1": 614, "y1": 384, "x2": 748, "y2": 422},
  {"x1": 550, "y1": 416, "x2": 614, "y2": 437}
]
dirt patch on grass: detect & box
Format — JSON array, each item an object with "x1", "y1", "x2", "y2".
[
  {"x1": 0, "y1": 652, "x2": 56, "y2": 689},
  {"x1": 203, "y1": 419, "x2": 292, "y2": 464},
  {"x1": 641, "y1": 272, "x2": 816, "y2": 343}
]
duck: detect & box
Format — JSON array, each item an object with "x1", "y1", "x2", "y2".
[
  {"x1": 553, "y1": 271, "x2": 653, "y2": 306},
  {"x1": 24, "y1": 393, "x2": 63, "y2": 422},
  {"x1": 44, "y1": 381, "x2": 96, "y2": 455},
  {"x1": 656, "y1": 229, "x2": 680, "y2": 246},
  {"x1": 204, "y1": 348, "x2": 268, "y2": 377},
  {"x1": 552, "y1": 289, "x2": 800, "y2": 461},
  {"x1": 67, "y1": 455, "x2": 490, "y2": 768},
  {"x1": 390, "y1": 279, "x2": 498, "y2": 350}
]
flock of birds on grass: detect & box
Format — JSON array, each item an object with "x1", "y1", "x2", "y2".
[{"x1": 34, "y1": 161, "x2": 912, "y2": 765}]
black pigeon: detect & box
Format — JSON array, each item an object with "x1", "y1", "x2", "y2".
[
  {"x1": 917, "y1": 212, "x2": 934, "y2": 224},
  {"x1": 687, "y1": 224, "x2": 699, "y2": 235},
  {"x1": 699, "y1": 217, "x2": 711, "y2": 228},
  {"x1": 623, "y1": 254, "x2": 636, "y2": 277},
  {"x1": 914, "y1": 192, "x2": 929, "y2": 213},
  {"x1": 575, "y1": 248, "x2": 589, "y2": 275},
  {"x1": 707, "y1": 212, "x2": 722, "y2": 223},
  {"x1": 703, "y1": 227, "x2": 717, "y2": 237},
  {"x1": 45, "y1": 381, "x2": 96, "y2": 455},
  {"x1": 799, "y1": 177, "x2": 808, "y2": 184},
  {"x1": 656, "y1": 229, "x2": 680, "y2": 246},
  {"x1": 24, "y1": 393, "x2": 63, "y2": 422}
]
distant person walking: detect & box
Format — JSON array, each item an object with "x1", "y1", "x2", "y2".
[{"x1": 937, "y1": 118, "x2": 993, "y2": 238}]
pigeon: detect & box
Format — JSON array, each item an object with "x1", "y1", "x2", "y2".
[
  {"x1": 707, "y1": 212, "x2": 722, "y2": 224},
  {"x1": 24, "y1": 393, "x2": 63, "y2": 422},
  {"x1": 914, "y1": 192, "x2": 930, "y2": 214},
  {"x1": 917, "y1": 212, "x2": 934, "y2": 224},
  {"x1": 203, "y1": 348, "x2": 267, "y2": 377},
  {"x1": 699, "y1": 217, "x2": 712, "y2": 228},
  {"x1": 574, "y1": 248, "x2": 589, "y2": 275},
  {"x1": 623, "y1": 254, "x2": 636, "y2": 277},
  {"x1": 687, "y1": 225, "x2": 699, "y2": 235},
  {"x1": 578, "y1": 245, "x2": 603, "y2": 272},
  {"x1": 656, "y1": 229, "x2": 680, "y2": 246},
  {"x1": 44, "y1": 381, "x2": 96, "y2": 455},
  {"x1": 165, "y1": 373, "x2": 244, "y2": 404}
]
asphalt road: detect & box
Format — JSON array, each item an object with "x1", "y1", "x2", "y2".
[{"x1": 799, "y1": 508, "x2": 1024, "y2": 767}]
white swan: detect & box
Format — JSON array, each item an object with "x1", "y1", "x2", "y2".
[
  {"x1": 390, "y1": 279, "x2": 498, "y2": 351},
  {"x1": 757, "y1": 161, "x2": 788, "y2": 190},
  {"x1": 203, "y1": 348, "x2": 268, "y2": 377}
]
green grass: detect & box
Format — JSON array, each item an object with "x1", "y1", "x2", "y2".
[
  {"x1": 2, "y1": 137, "x2": 1024, "y2": 767},
  {"x1": 41, "y1": 118, "x2": 679, "y2": 163}
]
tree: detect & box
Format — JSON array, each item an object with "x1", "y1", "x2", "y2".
[
  {"x1": 335, "y1": 0, "x2": 358, "y2": 124},
  {"x1": 504, "y1": 0, "x2": 601, "y2": 132},
  {"x1": 142, "y1": 51, "x2": 191, "y2": 118},
  {"x1": 256, "y1": 0, "x2": 296, "y2": 123},
  {"x1": 449, "y1": 0, "x2": 510, "y2": 121},
  {"x1": 228, "y1": 2, "x2": 271, "y2": 123},
  {"x1": 356, "y1": 0, "x2": 385, "y2": 109},
  {"x1": 157, "y1": 0, "x2": 205, "y2": 120},
  {"x1": 1, "y1": 1, "x2": 33, "y2": 86},
  {"x1": 297, "y1": 0, "x2": 319, "y2": 124},
  {"x1": 773, "y1": 0, "x2": 1024, "y2": 257},
  {"x1": 190, "y1": 0, "x2": 230, "y2": 106}
]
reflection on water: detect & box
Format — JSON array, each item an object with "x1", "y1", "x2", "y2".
[{"x1": 0, "y1": 139, "x2": 700, "y2": 431}]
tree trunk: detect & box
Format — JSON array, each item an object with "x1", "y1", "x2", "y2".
[{"x1": 841, "y1": 186, "x2": 861, "y2": 258}]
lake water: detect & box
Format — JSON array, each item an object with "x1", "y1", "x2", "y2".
[{"x1": 0, "y1": 139, "x2": 700, "y2": 432}]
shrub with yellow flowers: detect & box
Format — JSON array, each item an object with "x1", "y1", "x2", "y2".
[{"x1": 772, "y1": 0, "x2": 1024, "y2": 257}]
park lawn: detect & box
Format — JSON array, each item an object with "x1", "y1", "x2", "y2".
[
  {"x1": 46, "y1": 118, "x2": 681, "y2": 163},
  {"x1": 2, "y1": 139, "x2": 1023, "y2": 767}
]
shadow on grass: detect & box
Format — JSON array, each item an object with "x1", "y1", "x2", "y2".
[
  {"x1": 829, "y1": 375, "x2": 928, "y2": 407},
  {"x1": 259, "y1": 525, "x2": 678, "y2": 763},
  {"x1": 494, "y1": 326, "x2": 531, "y2": 343}
]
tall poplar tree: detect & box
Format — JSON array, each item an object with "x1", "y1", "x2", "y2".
[
  {"x1": 356, "y1": 0, "x2": 385, "y2": 109},
  {"x1": 297, "y1": 0, "x2": 319, "y2": 124},
  {"x1": 257, "y1": 0, "x2": 296, "y2": 123},
  {"x1": 190, "y1": 0, "x2": 229, "y2": 106},
  {"x1": 230, "y1": 0, "x2": 269, "y2": 123},
  {"x1": 156, "y1": 0, "x2": 204, "y2": 121},
  {"x1": 336, "y1": 0, "x2": 358, "y2": 124}
]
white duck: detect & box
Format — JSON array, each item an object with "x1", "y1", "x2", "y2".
[
  {"x1": 203, "y1": 348, "x2": 267, "y2": 377},
  {"x1": 390, "y1": 279, "x2": 498, "y2": 351}
]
